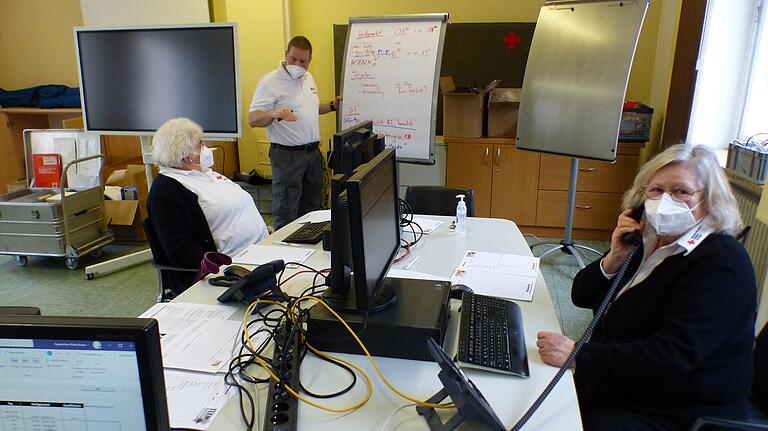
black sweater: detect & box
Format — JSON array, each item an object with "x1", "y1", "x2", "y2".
[
  {"x1": 146, "y1": 174, "x2": 217, "y2": 294},
  {"x1": 572, "y1": 233, "x2": 756, "y2": 420}
]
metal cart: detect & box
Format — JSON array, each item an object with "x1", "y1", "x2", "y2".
[{"x1": 0, "y1": 130, "x2": 114, "y2": 269}]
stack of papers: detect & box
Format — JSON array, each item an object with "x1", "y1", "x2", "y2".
[
  {"x1": 450, "y1": 251, "x2": 540, "y2": 301},
  {"x1": 296, "y1": 209, "x2": 331, "y2": 224},
  {"x1": 232, "y1": 244, "x2": 315, "y2": 266},
  {"x1": 140, "y1": 302, "x2": 261, "y2": 429}
]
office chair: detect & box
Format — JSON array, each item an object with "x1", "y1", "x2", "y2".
[
  {"x1": 689, "y1": 323, "x2": 768, "y2": 430},
  {"x1": 142, "y1": 218, "x2": 198, "y2": 302},
  {"x1": 404, "y1": 186, "x2": 475, "y2": 217}
]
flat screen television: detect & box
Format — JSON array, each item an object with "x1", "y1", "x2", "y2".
[{"x1": 74, "y1": 24, "x2": 241, "y2": 138}]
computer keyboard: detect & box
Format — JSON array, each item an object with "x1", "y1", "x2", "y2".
[
  {"x1": 457, "y1": 293, "x2": 530, "y2": 377},
  {"x1": 283, "y1": 221, "x2": 330, "y2": 244}
]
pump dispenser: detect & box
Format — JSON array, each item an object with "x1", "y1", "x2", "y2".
[{"x1": 455, "y1": 194, "x2": 467, "y2": 234}]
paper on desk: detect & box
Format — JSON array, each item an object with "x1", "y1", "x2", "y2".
[
  {"x1": 165, "y1": 370, "x2": 234, "y2": 430},
  {"x1": 140, "y1": 302, "x2": 238, "y2": 336},
  {"x1": 450, "y1": 251, "x2": 540, "y2": 301},
  {"x1": 411, "y1": 217, "x2": 443, "y2": 234},
  {"x1": 296, "y1": 209, "x2": 331, "y2": 224},
  {"x1": 232, "y1": 244, "x2": 314, "y2": 266},
  {"x1": 387, "y1": 268, "x2": 450, "y2": 282},
  {"x1": 161, "y1": 319, "x2": 244, "y2": 373},
  {"x1": 458, "y1": 251, "x2": 539, "y2": 277}
]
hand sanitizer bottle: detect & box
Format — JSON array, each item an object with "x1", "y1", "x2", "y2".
[{"x1": 455, "y1": 194, "x2": 467, "y2": 234}]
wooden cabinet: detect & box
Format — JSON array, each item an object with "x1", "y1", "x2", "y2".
[
  {"x1": 446, "y1": 137, "x2": 644, "y2": 240},
  {"x1": 446, "y1": 138, "x2": 539, "y2": 224}
]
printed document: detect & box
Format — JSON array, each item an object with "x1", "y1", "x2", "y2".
[{"x1": 450, "y1": 251, "x2": 540, "y2": 301}]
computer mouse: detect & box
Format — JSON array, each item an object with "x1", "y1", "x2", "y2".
[
  {"x1": 223, "y1": 265, "x2": 251, "y2": 278},
  {"x1": 449, "y1": 284, "x2": 473, "y2": 300}
]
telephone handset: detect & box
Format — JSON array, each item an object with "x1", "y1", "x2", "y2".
[
  {"x1": 217, "y1": 259, "x2": 286, "y2": 305},
  {"x1": 620, "y1": 204, "x2": 645, "y2": 246}
]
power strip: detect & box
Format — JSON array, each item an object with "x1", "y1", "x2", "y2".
[{"x1": 263, "y1": 320, "x2": 302, "y2": 430}]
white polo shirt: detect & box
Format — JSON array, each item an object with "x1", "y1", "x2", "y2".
[
  {"x1": 158, "y1": 167, "x2": 268, "y2": 257},
  {"x1": 249, "y1": 62, "x2": 320, "y2": 146}
]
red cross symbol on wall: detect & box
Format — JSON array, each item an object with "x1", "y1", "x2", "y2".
[{"x1": 504, "y1": 32, "x2": 521, "y2": 48}]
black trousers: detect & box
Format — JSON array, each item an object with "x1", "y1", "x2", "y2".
[{"x1": 269, "y1": 143, "x2": 323, "y2": 230}]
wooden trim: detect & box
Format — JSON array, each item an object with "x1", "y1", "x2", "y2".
[
  {"x1": 661, "y1": 0, "x2": 708, "y2": 149},
  {"x1": 0, "y1": 108, "x2": 82, "y2": 114}
]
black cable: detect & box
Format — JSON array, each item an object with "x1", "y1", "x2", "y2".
[
  {"x1": 298, "y1": 343, "x2": 358, "y2": 398},
  {"x1": 509, "y1": 245, "x2": 640, "y2": 431}
]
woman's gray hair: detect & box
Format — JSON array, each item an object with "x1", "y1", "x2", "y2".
[
  {"x1": 151, "y1": 118, "x2": 203, "y2": 168},
  {"x1": 622, "y1": 143, "x2": 743, "y2": 236}
]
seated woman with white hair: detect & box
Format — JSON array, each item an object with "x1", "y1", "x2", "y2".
[
  {"x1": 146, "y1": 117, "x2": 270, "y2": 294},
  {"x1": 536, "y1": 144, "x2": 756, "y2": 430}
]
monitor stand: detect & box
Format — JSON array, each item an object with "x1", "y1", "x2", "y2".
[{"x1": 308, "y1": 277, "x2": 451, "y2": 361}]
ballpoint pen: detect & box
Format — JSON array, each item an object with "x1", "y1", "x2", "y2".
[{"x1": 273, "y1": 241, "x2": 301, "y2": 248}]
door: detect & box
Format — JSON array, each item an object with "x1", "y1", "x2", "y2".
[
  {"x1": 446, "y1": 142, "x2": 493, "y2": 217},
  {"x1": 490, "y1": 144, "x2": 540, "y2": 225}
]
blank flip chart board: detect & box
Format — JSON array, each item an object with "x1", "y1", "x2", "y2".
[
  {"x1": 516, "y1": 1, "x2": 648, "y2": 161},
  {"x1": 340, "y1": 14, "x2": 448, "y2": 164}
]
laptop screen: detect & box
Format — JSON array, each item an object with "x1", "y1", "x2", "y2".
[{"x1": 0, "y1": 337, "x2": 148, "y2": 430}]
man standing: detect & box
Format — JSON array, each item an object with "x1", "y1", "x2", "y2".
[{"x1": 249, "y1": 36, "x2": 340, "y2": 230}]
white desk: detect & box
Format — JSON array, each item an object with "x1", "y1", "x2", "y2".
[{"x1": 173, "y1": 215, "x2": 583, "y2": 430}]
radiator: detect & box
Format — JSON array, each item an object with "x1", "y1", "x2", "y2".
[{"x1": 731, "y1": 179, "x2": 767, "y2": 293}]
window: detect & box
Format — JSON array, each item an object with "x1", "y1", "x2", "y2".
[
  {"x1": 688, "y1": 0, "x2": 767, "y2": 152},
  {"x1": 740, "y1": 1, "x2": 768, "y2": 140}
]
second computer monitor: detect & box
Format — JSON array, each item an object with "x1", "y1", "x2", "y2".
[
  {"x1": 337, "y1": 148, "x2": 400, "y2": 313},
  {"x1": 332, "y1": 120, "x2": 385, "y2": 175}
]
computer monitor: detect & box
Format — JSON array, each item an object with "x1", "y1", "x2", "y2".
[
  {"x1": 0, "y1": 316, "x2": 169, "y2": 430},
  {"x1": 331, "y1": 121, "x2": 385, "y2": 175},
  {"x1": 326, "y1": 149, "x2": 400, "y2": 314},
  {"x1": 75, "y1": 24, "x2": 241, "y2": 138}
]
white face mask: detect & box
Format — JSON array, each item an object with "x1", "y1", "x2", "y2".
[
  {"x1": 199, "y1": 145, "x2": 214, "y2": 172},
  {"x1": 644, "y1": 193, "x2": 703, "y2": 236},
  {"x1": 285, "y1": 64, "x2": 306, "y2": 79}
]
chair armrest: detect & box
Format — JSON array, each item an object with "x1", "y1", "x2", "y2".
[{"x1": 690, "y1": 416, "x2": 768, "y2": 430}]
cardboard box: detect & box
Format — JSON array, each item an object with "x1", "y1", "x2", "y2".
[
  {"x1": 440, "y1": 77, "x2": 498, "y2": 138},
  {"x1": 104, "y1": 200, "x2": 145, "y2": 241},
  {"x1": 104, "y1": 164, "x2": 152, "y2": 241},
  {"x1": 487, "y1": 88, "x2": 522, "y2": 138}
]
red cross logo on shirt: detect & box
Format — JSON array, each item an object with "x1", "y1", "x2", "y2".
[
  {"x1": 216, "y1": 175, "x2": 222, "y2": 180},
  {"x1": 687, "y1": 240, "x2": 696, "y2": 245},
  {"x1": 504, "y1": 32, "x2": 521, "y2": 49}
]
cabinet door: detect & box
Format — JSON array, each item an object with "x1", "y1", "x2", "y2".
[
  {"x1": 446, "y1": 143, "x2": 493, "y2": 217},
  {"x1": 491, "y1": 144, "x2": 540, "y2": 225},
  {"x1": 536, "y1": 190, "x2": 623, "y2": 229},
  {"x1": 539, "y1": 153, "x2": 639, "y2": 193}
]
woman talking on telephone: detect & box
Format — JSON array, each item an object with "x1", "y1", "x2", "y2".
[{"x1": 537, "y1": 144, "x2": 756, "y2": 430}]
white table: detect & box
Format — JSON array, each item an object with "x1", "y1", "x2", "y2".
[{"x1": 173, "y1": 214, "x2": 583, "y2": 430}]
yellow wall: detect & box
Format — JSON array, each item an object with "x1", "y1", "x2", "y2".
[
  {"x1": 0, "y1": 0, "x2": 83, "y2": 89},
  {"x1": 213, "y1": 0, "x2": 286, "y2": 176}
]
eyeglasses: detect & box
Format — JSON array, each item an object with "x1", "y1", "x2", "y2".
[{"x1": 643, "y1": 185, "x2": 705, "y2": 202}]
